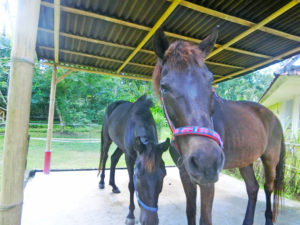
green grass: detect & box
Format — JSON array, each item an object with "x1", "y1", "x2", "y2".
[
  {"x1": 0, "y1": 125, "x2": 175, "y2": 189},
  {"x1": 223, "y1": 144, "x2": 300, "y2": 201},
  {"x1": 0, "y1": 125, "x2": 174, "y2": 170},
  {"x1": 1, "y1": 124, "x2": 300, "y2": 201}
]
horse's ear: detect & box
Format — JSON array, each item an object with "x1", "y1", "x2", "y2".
[
  {"x1": 135, "y1": 137, "x2": 146, "y2": 154},
  {"x1": 157, "y1": 138, "x2": 170, "y2": 154},
  {"x1": 198, "y1": 26, "x2": 219, "y2": 58},
  {"x1": 153, "y1": 27, "x2": 169, "y2": 60}
]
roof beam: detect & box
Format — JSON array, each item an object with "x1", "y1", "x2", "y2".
[
  {"x1": 39, "y1": 46, "x2": 155, "y2": 69},
  {"x1": 38, "y1": 28, "x2": 153, "y2": 54},
  {"x1": 213, "y1": 46, "x2": 300, "y2": 83},
  {"x1": 163, "y1": 31, "x2": 271, "y2": 59},
  {"x1": 43, "y1": 61, "x2": 225, "y2": 81},
  {"x1": 117, "y1": 0, "x2": 182, "y2": 72},
  {"x1": 39, "y1": 28, "x2": 244, "y2": 70},
  {"x1": 180, "y1": 0, "x2": 300, "y2": 43},
  {"x1": 53, "y1": 0, "x2": 60, "y2": 63},
  {"x1": 40, "y1": 1, "x2": 272, "y2": 59},
  {"x1": 55, "y1": 69, "x2": 73, "y2": 84},
  {"x1": 41, "y1": 1, "x2": 149, "y2": 31},
  {"x1": 207, "y1": 0, "x2": 299, "y2": 59},
  {"x1": 41, "y1": 46, "x2": 224, "y2": 78},
  {"x1": 43, "y1": 62, "x2": 152, "y2": 81},
  {"x1": 205, "y1": 61, "x2": 244, "y2": 69}
]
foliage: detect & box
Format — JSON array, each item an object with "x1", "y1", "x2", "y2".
[
  {"x1": 0, "y1": 35, "x2": 10, "y2": 107},
  {"x1": 216, "y1": 69, "x2": 274, "y2": 102},
  {"x1": 53, "y1": 70, "x2": 164, "y2": 128},
  {"x1": 30, "y1": 64, "x2": 52, "y2": 119}
]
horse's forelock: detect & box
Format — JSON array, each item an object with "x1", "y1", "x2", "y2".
[
  {"x1": 152, "y1": 41, "x2": 205, "y2": 95},
  {"x1": 144, "y1": 155, "x2": 155, "y2": 173},
  {"x1": 165, "y1": 41, "x2": 205, "y2": 69}
]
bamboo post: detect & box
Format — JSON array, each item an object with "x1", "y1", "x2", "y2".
[
  {"x1": 0, "y1": 0, "x2": 41, "y2": 224},
  {"x1": 291, "y1": 96, "x2": 299, "y2": 139},
  {"x1": 43, "y1": 66, "x2": 57, "y2": 174}
]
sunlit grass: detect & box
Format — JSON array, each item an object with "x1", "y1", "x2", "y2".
[{"x1": 0, "y1": 125, "x2": 175, "y2": 187}]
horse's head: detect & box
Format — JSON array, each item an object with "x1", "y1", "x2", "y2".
[
  {"x1": 134, "y1": 137, "x2": 170, "y2": 225},
  {"x1": 152, "y1": 27, "x2": 224, "y2": 185}
]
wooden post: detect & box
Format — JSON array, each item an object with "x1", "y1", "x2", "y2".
[
  {"x1": 43, "y1": 66, "x2": 57, "y2": 174},
  {"x1": 0, "y1": 0, "x2": 41, "y2": 224},
  {"x1": 291, "y1": 96, "x2": 299, "y2": 139}
]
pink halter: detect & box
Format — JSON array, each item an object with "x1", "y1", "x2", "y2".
[{"x1": 160, "y1": 95, "x2": 223, "y2": 153}]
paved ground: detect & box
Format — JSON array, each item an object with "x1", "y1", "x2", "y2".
[{"x1": 22, "y1": 168, "x2": 300, "y2": 225}]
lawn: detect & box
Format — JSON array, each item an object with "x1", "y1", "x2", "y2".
[
  {"x1": 1, "y1": 123, "x2": 299, "y2": 200},
  {"x1": 0, "y1": 124, "x2": 175, "y2": 171}
]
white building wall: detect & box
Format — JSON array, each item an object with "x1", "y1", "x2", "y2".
[{"x1": 291, "y1": 96, "x2": 300, "y2": 139}]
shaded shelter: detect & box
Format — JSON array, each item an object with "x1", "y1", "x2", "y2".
[{"x1": 1, "y1": 0, "x2": 300, "y2": 224}]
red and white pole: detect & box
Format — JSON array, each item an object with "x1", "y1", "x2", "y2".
[
  {"x1": 44, "y1": 65, "x2": 57, "y2": 174},
  {"x1": 43, "y1": 150, "x2": 52, "y2": 174}
]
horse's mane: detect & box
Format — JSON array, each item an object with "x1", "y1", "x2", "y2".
[
  {"x1": 133, "y1": 95, "x2": 154, "y2": 120},
  {"x1": 133, "y1": 95, "x2": 158, "y2": 172},
  {"x1": 152, "y1": 41, "x2": 205, "y2": 96}
]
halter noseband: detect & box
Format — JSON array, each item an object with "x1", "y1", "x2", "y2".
[
  {"x1": 133, "y1": 171, "x2": 158, "y2": 212},
  {"x1": 160, "y1": 93, "x2": 223, "y2": 153}
]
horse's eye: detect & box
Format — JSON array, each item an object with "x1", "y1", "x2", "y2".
[{"x1": 160, "y1": 83, "x2": 170, "y2": 92}]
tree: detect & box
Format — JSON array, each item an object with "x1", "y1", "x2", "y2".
[
  {"x1": 215, "y1": 69, "x2": 274, "y2": 102},
  {"x1": 0, "y1": 35, "x2": 10, "y2": 108}
]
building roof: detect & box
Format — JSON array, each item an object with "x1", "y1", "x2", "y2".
[
  {"x1": 36, "y1": 0, "x2": 300, "y2": 82},
  {"x1": 260, "y1": 55, "x2": 300, "y2": 106}
]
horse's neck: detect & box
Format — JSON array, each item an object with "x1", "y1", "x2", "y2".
[{"x1": 135, "y1": 123, "x2": 158, "y2": 144}]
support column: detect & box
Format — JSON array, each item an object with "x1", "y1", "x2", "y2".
[
  {"x1": 43, "y1": 66, "x2": 57, "y2": 174},
  {"x1": 0, "y1": 0, "x2": 41, "y2": 224},
  {"x1": 291, "y1": 96, "x2": 300, "y2": 139}
]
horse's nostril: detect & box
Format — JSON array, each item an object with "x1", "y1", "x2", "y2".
[{"x1": 189, "y1": 155, "x2": 202, "y2": 171}]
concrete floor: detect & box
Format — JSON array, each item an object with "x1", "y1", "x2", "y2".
[{"x1": 21, "y1": 168, "x2": 300, "y2": 225}]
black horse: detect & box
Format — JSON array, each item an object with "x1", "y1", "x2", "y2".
[
  {"x1": 152, "y1": 27, "x2": 285, "y2": 225},
  {"x1": 98, "y1": 95, "x2": 170, "y2": 225}
]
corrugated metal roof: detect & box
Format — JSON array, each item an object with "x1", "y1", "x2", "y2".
[{"x1": 36, "y1": 0, "x2": 300, "y2": 82}]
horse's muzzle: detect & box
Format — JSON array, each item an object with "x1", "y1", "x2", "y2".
[
  {"x1": 185, "y1": 148, "x2": 224, "y2": 185},
  {"x1": 140, "y1": 210, "x2": 159, "y2": 225}
]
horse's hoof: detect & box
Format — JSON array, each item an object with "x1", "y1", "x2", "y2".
[
  {"x1": 125, "y1": 218, "x2": 136, "y2": 225},
  {"x1": 99, "y1": 183, "x2": 105, "y2": 189},
  {"x1": 265, "y1": 219, "x2": 273, "y2": 225},
  {"x1": 112, "y1": 187, "x2": 121, "y2": 194}
]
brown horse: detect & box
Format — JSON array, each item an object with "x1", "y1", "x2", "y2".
[{"x1": 152, "y1": 27, "x2": 285, "y2": 225}]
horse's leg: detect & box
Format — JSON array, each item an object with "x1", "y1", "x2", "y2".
[
  {"x1": 261, "y1": 156, "x2": 277, "y2": 225},
  {"x1": 109, "y1": 147, "x2": 123, "y2": 193},
  {"x1": 170, "y1": 142, "x2": 197, "y2": 225},
  {"x1": 125, "y1": 155, "x2": 136, "y2": 225},
  {"x1": 239, "y1": 164, "x2": 259, "y2": 225},
  {"x1": 179, "y1": 165, "x2": 197, "y2": 225},
  {"x1": 199, "y1": 183, "x2": 214, "y2": 225},
  {"x1": 98, "y1": 137, "x2": 112, "y2": 189}
]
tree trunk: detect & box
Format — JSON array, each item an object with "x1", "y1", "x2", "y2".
[
  {"x1": 0, "y1": 89, "x2": 7, "y2": 105},
  {"x1": 56, "y1": 104, "x2": 65, "y2": 133}
]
